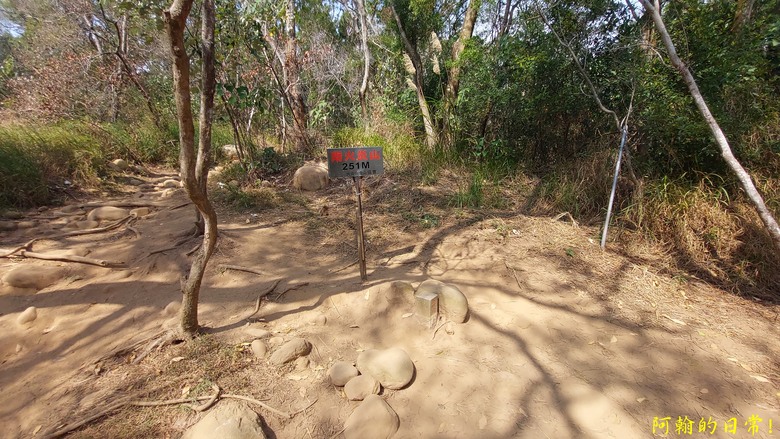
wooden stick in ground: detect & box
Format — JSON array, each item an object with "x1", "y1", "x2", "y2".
[
  {"x1": 17, "y1": 251, "x2": 125, "y2": 267},
  {"x1": 220, "y1": 264, "x2": 264, "y2": 276},
  {"x1": 0, "y1": 239, "x2": 37, "y2": 258}
]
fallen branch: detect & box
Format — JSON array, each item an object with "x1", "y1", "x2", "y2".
[
  {"x1": 0, "y1": 239, "x2": 36, "y2": 258},
  {"x1": 219, "y1": 264, "x2": 264, "y2": 276},
  {"x1": 16, "y1": 250, "x2": 125, "y2": 268},
  {"x1": 273, "y1": 282, "x2": 309, "y2": 301}
]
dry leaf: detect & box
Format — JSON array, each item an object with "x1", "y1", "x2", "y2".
[
  {"x1": 700, "y1": 388, "x2": 709, "y2": 394},
  {"x1": 610, "y1": 336, "x2": 618, "y2": 343},
  {"x1": 170, "y1": 356, "x2": 185, "y2": 363},
  {"x1": 478, "y1": 415, "x2": 488, "y2": 430},
  {"x1": 751, "y1": 375, "x2": 770, "y2": 383},
  {"x1": 32, "y1": 425, "x2": 42, "y2": 436},
  {"x1": 401, "y1": 313, "x2": 413, "y2": 318},
  {"x1": 636, "y1": 397, "x2": 647, "y2": 403},
  {"x1": 740, "y1": 363, "x2": 754, "y2": 372}
]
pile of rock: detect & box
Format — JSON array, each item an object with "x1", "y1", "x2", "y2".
[{"x1": 328, "y1": 347, "x2": 415, "y2": 439}]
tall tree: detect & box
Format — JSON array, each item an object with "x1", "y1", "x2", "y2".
[
  {"x1": 284, "y1": 0, "x2": 310, "y2": 153},
  {"x1": 355, "y1": 0, "x2": 371, "y2": 125},
  {"x1": 638, "y1": 0, "x2": 780, "y2": 253},
  {"x1": 163, "y1": 0, "x2": 219, "y2": 336}
]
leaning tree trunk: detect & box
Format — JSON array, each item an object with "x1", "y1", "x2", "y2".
[
  {"x1": 391, "y1": 5, "x2": 437, "y2": 150},
  {"x1": 639, "y1": 0, "x2": 780, "y2": 253},
  {"x1": 164, "y1": 0, "x2": 219, "y2": 336},
  {"x1": 441, "y1": 0, "x2": 479, "y2": 149}
]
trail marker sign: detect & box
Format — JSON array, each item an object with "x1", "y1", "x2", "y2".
[
  {"x1": 326, "y1": 147, "x2": 384, "y2": 282},
  {"x1": 326, "y1": 147, "x2": 384, "y2": 179}
]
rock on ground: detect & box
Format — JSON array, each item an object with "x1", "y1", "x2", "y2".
[
  {"x1": 86, "y1": 206, "x2": 130, "y2": 222},
  {"x1": 328, "y1": 361, "x2": 359, "y2": 386},
  {"x1": 160, "y1": 179, "x2": 181, "y2": 188},
  {"x1": 344, "y1": 374, "x2": 381, "y2": 401},
  {"x1": 389, "y1": 281, "x2": 415, "y2": 297},
  {"x1": 343, "y1": 394, "x2": 399, "y2": 439},
  {"x1": 16, "y1": 307, "x2": 37, "y2": 326},
  {"x1": 2, "y1": 266, "x2": 63, "y2": 290},
  {"x1": 356, "y1": 348, "x2": 415, "y2": 390},
  {"x1": 269, "y1": 338, "x2": 311, "y2": 365},
  {"x1": 181, "y1": 401, "x2": 266, "y2": 439},
  {"x1": 292, "y1": 165, "x2": 328, "y2": 191},
  {"x1": 250, "y1": 340, "x2": 267, "y2": 358},
  {"x1": 130, "y1": 207, "x2": 150, "y2": 217},
  {"x1": 110, "y1": 159, "x2": 129, "y2": 171},
  {"x1": 417, "y1": 279, "x2": 469, "y2": 323}
]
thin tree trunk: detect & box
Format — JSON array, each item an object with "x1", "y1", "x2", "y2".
[
  {"x1": 285, "y1": 0, "x2": 309, "y2": 153},
  {"x1": 390, "y1": 5, "x2": 437, "y2": 150},
  {"x1": 164, "y1": 0, "x2": 219, "y2": 336},
  {"x1": 639, "y1": 0, "x2": 780, "y2": 253},
  {"x1": 442, "y1": 0, "x2": 479, "y2": 148},
  {"x1": 356, "y1": 0, "x2": 371, "y2": 127}
]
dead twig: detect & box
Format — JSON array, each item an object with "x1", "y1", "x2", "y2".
[
  {"x1": 0, "y1": 239, "x2": 37, "y2": 258},
  {"x1": 273, "y1": 282, "x2": 309, "y2": 301},
  {"x1": 220, "y1": 264, "x2": 264, "y2": 276},
  {"x1": 504, "y1": 260, "x2": 524, "y2": 291}
]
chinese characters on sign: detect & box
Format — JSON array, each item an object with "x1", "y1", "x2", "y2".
[
  {"x1": 326, "y1": 147, "x2": 384, "y2": 179},
  {"x1": 652, "y1": 415, "x2": 773, "y2": 436}
]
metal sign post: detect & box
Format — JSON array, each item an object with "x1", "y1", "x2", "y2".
[{"x1": 326, "y1": 147, "x2": 384, "y2": 282}]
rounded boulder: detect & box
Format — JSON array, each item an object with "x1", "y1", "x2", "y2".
[
  {"x1": 292, "y1": 165, "x2": 328, "y2": 191},
  {"x1": 328, "y1": 361, "x2": 359, "y2": 387},
  {"x1": 269, "y1": 338, "x2": 312, "y2": 365},
  {"x1": 2, "y1": 266, "x2": 63, "y2": 290},
  {"x1": 343, "y1": 394, "x2": 399, "y2": 439},
  {"x1": 356, "y1": 347, "x2": 414, "y2": 390},
  {"x1": 345, "y1": 374, "x2": 380, "y2": 401},
  {"x1": 87, "y1": 206, "x2": 129, "y2": 222}
]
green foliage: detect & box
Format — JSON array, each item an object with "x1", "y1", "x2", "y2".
[{"x1": 0, "y1": 123, "x2": 107, "y2": 207}]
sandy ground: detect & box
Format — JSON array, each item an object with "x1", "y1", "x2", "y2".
[{"x1": 0, "y1": 170, "x2": 778, "y2": 439}]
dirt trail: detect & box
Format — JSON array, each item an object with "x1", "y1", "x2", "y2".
[{"x1": 0, "y1": 171, "x2": 778, "y2": 438}]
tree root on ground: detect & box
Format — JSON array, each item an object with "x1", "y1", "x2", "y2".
[{"x1": 40, "y1": 383, "x2": 317, "y2": 438}]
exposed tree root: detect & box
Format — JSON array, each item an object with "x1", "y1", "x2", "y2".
[
  {"x1": 41, "y1": 385, "x2": 316, "y2": 438},
  {"x1": 49, "y1": 216, "x2": 133, "y2": 239},
  {"x1": 273, "y1": 282, "x2": 309, "y2": 301},
  {"x1": 219, "y1": 264, "x2": 264, "y2": 276},
  {"x1": 0, "y1": 239, "x2": 37, "y2": 258},
  {"x1": 244, "y1": 279, "x2": 281, "y2": 322},
  {"x1": 16, "y1": 250, "x2": 125, "y2": 267}
]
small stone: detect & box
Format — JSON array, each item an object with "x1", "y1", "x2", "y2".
[
  {"x1": 160, "y1": 188, "x2": 177, "y2": 198},
  {"x1": 294, "y1": 356, "x2": 310, "y2": 370},
  {"x1": 161, "y1": 179, "x2": 180, "y2": 188},
  {"x1": 343, "y1": 394, "x2": 399, "y2": 439},
  {"x1": 163, "y1": 301, "x2": 181, "y2": 316},
  {"x1": 110, "y1": 159, "x2": 129, "y2": 171},
  {"x1": 87, "y1": 206, "x2": 130, "y2": 222},
  {"x1": 181, "y1": 400, "x2": 266, "y2": 439},
  {"x1": 250, "y1": 340, "x2": 267, "y2": 358},
  {"x1": 314, "y1": 315, "x2": 327, "y2": 325},
  {"x1": 292, "y1": 165, "x2": 328, "y2": 191},
  {"x1": 75, "y1": 220, "x2": 100, "y2": 230},
  {"x1": 16, "y1": 307, "x2": 37, "y2": 326},
  {"x1": 344, "y1": 375, "x2": 380, "y2": 401},
  {"x1": 356, "y1": 348, "x2": 415, "y2": 390},
  {"x1": 244, "y1": 327, "x2": 271, "y2": 339},
  {"x1": 2, "y1": 266, "x2": 63, "y2": 290},
  {"x1": 269, "y1": 338, "x2": 311, "y2": 365},
  {"x1": 130, "y1": 207, "x2": 150, "y2": 217},
  {"x1": 268, "y1": 336, "x2": 284, "y2": 346},
  {"x1": 15, "y1": 344, "x2": 23, "y2": 353},
  {"x1": 329, "y1": 361, "x2": 359, "y2": 386},
  {"x1": 389, "y1": 281, "x2": 415, "y2": 297}
]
